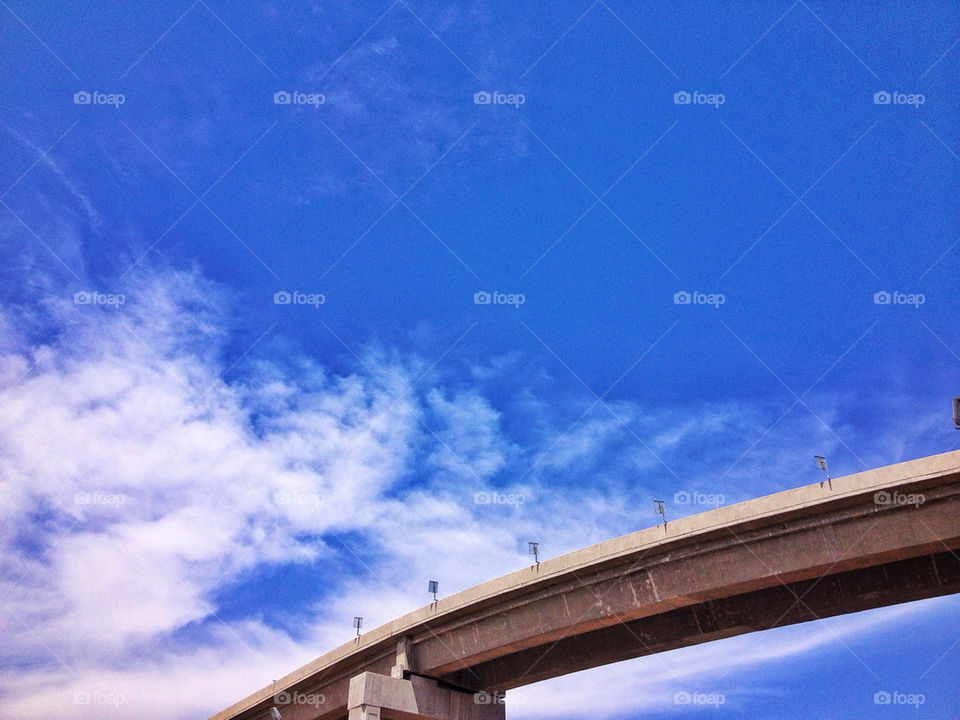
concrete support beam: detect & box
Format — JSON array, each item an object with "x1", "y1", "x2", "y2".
[
  {"x1": 391, "y1": 636, "x2": 415, "y2": 679},
  {"x1": 347, "y1": 672, "x2": 504, "y2": 720}
]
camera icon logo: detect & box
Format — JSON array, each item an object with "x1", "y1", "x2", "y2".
[
  {"x1": 73, "y1": 91, "x2": 92, "y2": 105},
  {"x1": 274, "y1": 91, "x2": 292, "y2": 105},
  {"x1": 874, "y1": 491, "x2": 892, "y2": 506},
  {"x1": 474, "y1": 91, "x2": 492, "y2": 105},
  {"x1": 873, "y1": 91, "x2": 891, "y2": 105},
  {"x1": 474, "y1": 290, "x2": 491, "y2": 305},
  {"x1": 673, "y1": 291, "x2": 691, "y2": 304},
  {"x1": 673, "y1": 691, "x2": 692, "y2": 704},
  {"x1": 674, "y1": 91, "x2": 691, "y2": 105},
  {"x1": 473, "y1": 491, "x2": 491, "y2": 504},
  {"x1": 874, "y1": 691, "x2": 891, "y2": 705},
  {"x1": 274, "y1": 291, "x2": 292, "y2": 304},
  {"x1": 74, "y1": 291, "x2": 92, "y2": 304},
  {"x1": 873, "y1": 290, "x2": 891, "y2": 305},
  {"x1": 673, "y1": 491, "x2": 691, "y2": 504}
]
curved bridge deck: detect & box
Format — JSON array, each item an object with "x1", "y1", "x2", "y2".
[{"x1": 212, "y1": 450, "x2": 960, "y2": 720}]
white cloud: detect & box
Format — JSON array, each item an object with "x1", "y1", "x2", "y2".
[
  {"x1": 1, "y1": 267, "x2": 956, "y2": 720},
  {"x1": 0, "y1": 270, "x2": 420, "y2": 671},
  {"x1": 426, "y1": 388, "x2": 513, "y2": 480}
]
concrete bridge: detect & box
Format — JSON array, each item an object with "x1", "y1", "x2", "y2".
[{"x1": 211, "y1": 450, "x2": 960, "y2": 720}]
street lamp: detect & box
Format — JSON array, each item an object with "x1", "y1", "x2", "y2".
[{"x1": 815, "y1": 455, "x2": 831, "y2": 488}]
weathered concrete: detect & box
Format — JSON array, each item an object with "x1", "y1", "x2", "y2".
[
  {"x1": 212, "y1": 450, "x2": 960, "y2": 720},
  {"x1": 347, "y1": 672, "x2": 504, "y2": 720}
]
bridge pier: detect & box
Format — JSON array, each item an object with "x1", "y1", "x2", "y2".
[{"x1": 348, "y1": 672, "x2": 504, "y2": 720}]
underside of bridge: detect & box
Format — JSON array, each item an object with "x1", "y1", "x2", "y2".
[
  {"x1": 211, "y1": 452, "x2": 960, "y2": 720},
  {"x1": 442, "y1": 548, "x2": 960, "y2": 691}
]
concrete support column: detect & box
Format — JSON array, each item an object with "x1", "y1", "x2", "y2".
[
  {"x1": 390, "y1": 636, "x2": 415, "y2": 679},
  {"x1": 348, "y1": 671, "x2": 504, "y2": 720},
  {"x1": 348, "y1": 705, "x2": 381, "y2": 720}
]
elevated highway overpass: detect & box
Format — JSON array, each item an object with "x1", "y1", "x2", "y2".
[{"x1": 211, "y1": 450, "x2": 960, "y2": 720}]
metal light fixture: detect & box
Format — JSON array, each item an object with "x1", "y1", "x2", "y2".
[
  {"x1": 654, "y1": 500, "x2": 666, "y2": 528},
  {"x1": 353, "y1": 616, "x2": 363, "y2": 637},
  {"x1": 528, "y1": 541, "x2": 540, "y2": 566},
  {"x1": 815, "y1": 455, "x2": 831, "y2": 488},
  {"x1": 270, "y1": 708, "x2": 282, "y2": 720},
  {"x1": 953, "y1": 396, "x2": 960, "y2": 429},
  {"x1": 428, "y1": 580, "x2": 438, "y2": 602}
]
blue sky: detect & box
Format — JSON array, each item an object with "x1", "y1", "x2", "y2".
[{"x1": 0, "y1": 1, "x2": 959, "y2": 718}]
